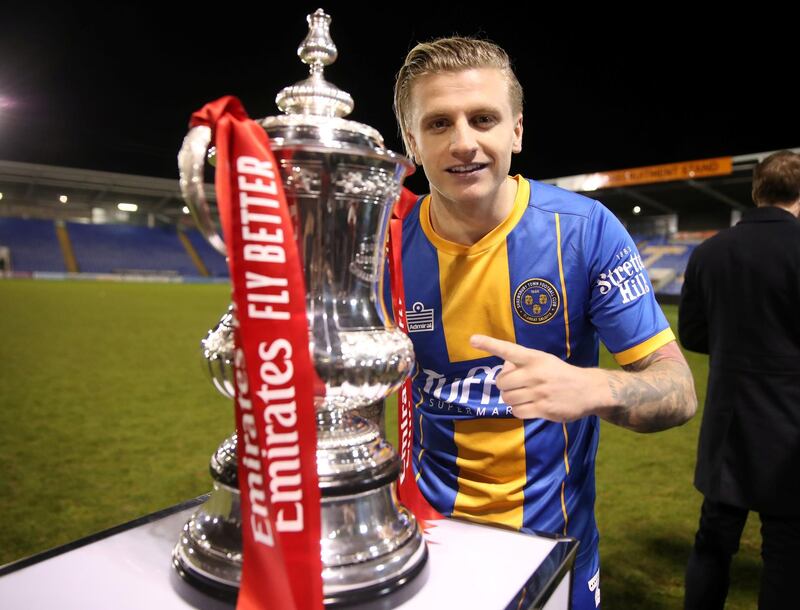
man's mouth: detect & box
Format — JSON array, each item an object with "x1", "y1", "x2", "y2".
[{"x1": 446, "y1": 163, "x2": 488, "y2": 175}]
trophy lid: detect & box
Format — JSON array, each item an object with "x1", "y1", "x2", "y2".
[
  {"x1": 275, "y1": 9, "x2": 353, "y2": 118},
  {"x1": 261, "y1": 9, "x2": 389, "y2": 153}
]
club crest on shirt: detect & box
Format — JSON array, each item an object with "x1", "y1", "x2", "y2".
[
  {"x1": 406, "y1": 301, "x2": 435, "y2": 332},
  {"x1": 513, "y1": 278, "x2": 560, "y2": 324}
]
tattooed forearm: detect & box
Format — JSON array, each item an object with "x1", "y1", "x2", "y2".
[{"x1": 597, "y1": 344, "x2": 697, "y2": 433}]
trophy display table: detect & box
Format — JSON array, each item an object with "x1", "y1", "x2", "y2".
[{"x1": 0, "y1": 496, "x2": 577, "y2": 610}]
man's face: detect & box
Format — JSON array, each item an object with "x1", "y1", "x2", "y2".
[{"x1": 406, "y1": 68, "x2": 523, "y2": 210}]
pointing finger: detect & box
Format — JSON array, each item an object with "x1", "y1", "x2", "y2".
[{"x1": 470, "y1": 334, "x2": 536, "y2": 364}]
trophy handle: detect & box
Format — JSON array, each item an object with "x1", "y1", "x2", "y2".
[{"x1": 178, "y1": 125, "x2": 227, "y2": 256}]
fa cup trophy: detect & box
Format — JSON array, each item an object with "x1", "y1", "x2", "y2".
[{"x1": 173, "y1": 9, "x2": 427, "y2": 605}]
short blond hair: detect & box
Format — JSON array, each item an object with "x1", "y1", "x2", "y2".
[{"x1": 393, "y1": 36, "x2": 524, "y2": 156}]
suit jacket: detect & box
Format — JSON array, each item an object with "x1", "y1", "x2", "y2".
[{"x1": 679, "y1": 205, "x2": 800, "y2": 515}]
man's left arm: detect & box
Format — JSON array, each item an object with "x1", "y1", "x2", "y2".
[
  {"x1": 598, "y1": 340, "x2": 697, "y2": 432},
  {"x1": 471, "y1": 335, "x2": 697, "y2": 433}
]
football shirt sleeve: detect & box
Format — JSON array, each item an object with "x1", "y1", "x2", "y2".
[{"x1": 583, "y1": 201, "x2": 674, "y2": 365}]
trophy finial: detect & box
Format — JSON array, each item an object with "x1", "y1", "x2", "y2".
[
  {"x1": 298, "y1": 9, "x2": 338, "y2": 70},
  {"x1": 276, "y1": 9, "x2": 354, "y2": 118}
]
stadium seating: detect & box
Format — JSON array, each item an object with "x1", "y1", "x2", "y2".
[
  {"x1": 0, "y1": 216, "x2": 695, "y2": 294},
  {"x1": 67, "y1": 222, "x2": 198, "y2": 276},
  {"x1": 631, "y1": 234, "x2": 696, "y2": 296},
  {"x1": 0, "y1": 218, "x2": 66, "y2": 272},
  {"x1": 185, "y1": 229, "x2": 229, "y2": 277}
]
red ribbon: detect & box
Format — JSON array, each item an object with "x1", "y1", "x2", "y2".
[
  {"x1": 190, "y1": 96, "x2": 323, "y2": 610},
  {"x1": 389, "y1": 188, "x2": 443, "y2": 524}
]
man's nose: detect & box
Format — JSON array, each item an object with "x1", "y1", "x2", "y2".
[{"x1": 449, "y1": 120, "x2": 478, "y2": 158}]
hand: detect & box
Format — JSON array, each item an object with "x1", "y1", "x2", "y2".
[{"x1": 469, "y1": 334, "x2": 603, "y2": 422}]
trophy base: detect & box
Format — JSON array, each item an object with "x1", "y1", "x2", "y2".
[
  {"x1": 322, "y1": 511, "x2": 428, "y2": 607},
  {"x1": 172, "y1": 492, "x2": 429, "y2": 607},
  {"x1": 172, "y1": 543, "x2": 239, "y2": 603},
  {"x1": 172, "y1": 523, "x2": 427, "y2": 608},
  {"x1": 171, "y1": 483, "x2": 242, "y2": 600},
  {"x1": 173, "y1": 418, "x2": 428, "y2": 606},
  {"x1": 171, "y1": 543, "x2": 428, "y2": 608}
]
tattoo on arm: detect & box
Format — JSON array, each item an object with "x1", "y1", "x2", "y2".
[{"x1": 601, "y1": 344, "x2": 697, "y2": 433}]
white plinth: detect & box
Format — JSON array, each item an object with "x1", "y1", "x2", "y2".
[{"x1": 0, "y1": 498, "x2": 576, "y2": 609}]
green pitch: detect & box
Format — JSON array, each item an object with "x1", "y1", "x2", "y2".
[
  {"x1": 0, "y1": 279, "x2": 233, "y2": 566},
  {"x1": 0, "y1": 279, "x2": 761, "y2": 608}
]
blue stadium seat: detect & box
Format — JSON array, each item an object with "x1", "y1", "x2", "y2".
[
  {"x1": 67, "y1": 223, "x2": 198, "y2": 275},
  {"x1": 0, "y1": 218, "x2": 65, "y2": 272},
  {"x1": 638, "y1": 238, "x2": 696, "y2": 296},
  {"x1": 186, "y1": 229, "x2": 229, "y2": 277}
]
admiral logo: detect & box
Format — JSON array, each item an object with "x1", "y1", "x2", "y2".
[
  {"x1": 406, "y1": 301, "x2": 434, "y2": 333},
  {"x1": 513, "y1": 278, "x2": 560, "y2": 325},
  {"x1": 595, "y1": 252, "x2": 650, "y2": 305}
]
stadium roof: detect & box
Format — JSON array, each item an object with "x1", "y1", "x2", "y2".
[
  {"x1": 1, "y1": 148, "x2": 798, "y2": 228},
  {"x1": 0, "y1": 159, "x2": 210, "y2": 225},
  {"x1": 543, "y1": 148, "x2": 800, "y2": 227}
]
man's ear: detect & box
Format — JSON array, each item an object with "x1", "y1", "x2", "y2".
[{"x1": 512, "y1": 114, "x2": 523, "y2": 154}]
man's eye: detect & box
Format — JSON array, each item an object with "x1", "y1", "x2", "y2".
[
  {"x1": 429, "y1": 119, "x2": 448, "y2": 130},
  {"x1": 474, "y1": 115, "x2": 496, "y2": 126}
]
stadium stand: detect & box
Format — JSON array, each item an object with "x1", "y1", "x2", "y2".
[
  {"x1": 629, "y1": 234, "x2": 695, "y2": 296},
  {"x1": 0, "y1": 217, "x2": 65, "y2": 273},
  {"x1": 659, "y1": 275, "x2": 686, "y2": 296},
  {"x1": 185, "y1": 228, "x2": 229, "y2": 278},
  {"x1": 67, "y1": 223, "x2": 199, "y2": 276},
  {"x1": 0, "y1": 150, "x2": 795, "y2": 290}
]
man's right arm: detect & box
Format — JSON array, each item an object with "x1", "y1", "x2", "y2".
[{"x1": 678, "y1": 251, "x2": 709, "y2": 354}]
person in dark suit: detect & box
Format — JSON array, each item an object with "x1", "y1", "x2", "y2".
[{"x1": 680, "y1": 149, "x2": 800, "y2": 609}]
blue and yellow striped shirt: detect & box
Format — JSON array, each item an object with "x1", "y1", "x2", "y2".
[{"x1": 392, "y1": 175, "x2": 673, "y2": 561}]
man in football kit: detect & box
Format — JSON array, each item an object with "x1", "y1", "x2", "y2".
[{"x1": 390, "y1": 37, "x2": 698, "y2": 609}]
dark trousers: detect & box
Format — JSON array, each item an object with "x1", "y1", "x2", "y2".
[{"x1": 684, "y1": 497, "x2": 800, "y2": 609}]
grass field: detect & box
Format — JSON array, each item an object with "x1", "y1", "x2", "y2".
[
  {"x1": 592, "y1": 308, "x2": 761, "y2": 609},
  {"x1": 0, "y1": 279, "x2": 762, "y2": 608}
]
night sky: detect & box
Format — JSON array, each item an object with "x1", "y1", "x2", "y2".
[{"x1": 1, "y1": 4, "x2": 797, "y2": 194}]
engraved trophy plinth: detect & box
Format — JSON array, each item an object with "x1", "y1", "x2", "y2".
[{"x1": 173, "y1": 9, "x2": 427, "y2": 605}]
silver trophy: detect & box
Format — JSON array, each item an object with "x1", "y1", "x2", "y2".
[{"x1": 173, "y1": 9, "x2": 427, "y2": 605}]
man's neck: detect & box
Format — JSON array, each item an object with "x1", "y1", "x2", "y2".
[
  {"x1": 778, "y1": 201, "x2": 800, "y2": 218},
  {"x1": 759, "y1": 200, "x2": 800, "y2": 218},
  {"x1": 428, "y1": 177, "x2": 517, "y2": 246}
]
